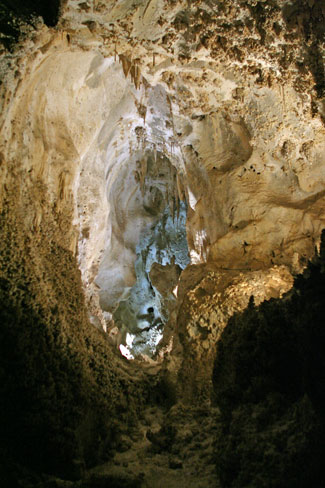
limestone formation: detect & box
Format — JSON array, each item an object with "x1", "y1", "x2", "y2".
[{"x1": 0, "y1": 0, "x2": 324, "y2": 486}]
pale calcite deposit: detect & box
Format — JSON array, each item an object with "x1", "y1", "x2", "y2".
[{"x1": 0, "y1": 0, "x2": 324, "y2": 365}]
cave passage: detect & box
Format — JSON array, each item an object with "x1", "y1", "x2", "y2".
[{"x1": 114, "y1": 200, "x2": 189, "y2": 359}]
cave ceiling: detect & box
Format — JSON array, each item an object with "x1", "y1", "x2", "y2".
[{"x1": 0, "y1": 0, "x2": 324, "y2": 359}]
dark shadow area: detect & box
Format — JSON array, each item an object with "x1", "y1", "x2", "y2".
[
  {"x1": 0, "y1": 0, "x2": 64, "y2": 49},
  {"x1": 282, "y1": 0, "x2": 325, "y2": 99},
  {"x1": 213, "y1": 231, "x2": 325, "y2": 487},
  {"x1": 247, "y1": 0, "x2": 279, "y2": 46},
  {"x1": 0, "y1": 200, "x2": 151, "y2": 487}
]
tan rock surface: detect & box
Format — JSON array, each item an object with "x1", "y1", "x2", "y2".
[
  {"x1": 0, "y1": 1, "x2": 325, "y2": 485},
  {"x1": 0, "y1": 0, "x2": 324, "y2": 412}
]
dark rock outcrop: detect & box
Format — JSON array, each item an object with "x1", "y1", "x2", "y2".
[{"x1": 212, "y1": 233, "x2": 325, "y2": 487}]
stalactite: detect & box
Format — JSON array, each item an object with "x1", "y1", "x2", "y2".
[
  {"x1": 176, "y1": 173, "x2": 185, "y2": 202},
  {"x1": 166, "y1": 186, "x2": 171, "y2": 217},
  {"x1": 130, "y1": 64, "x2": 136, "y2": 88},
  {"x1": 140, "y1": 156, "x2": 147, "y2": 196},
  {"x1": 171, "y1": 196, "x2": 175, "y2": 223},
  {"x1": 119, "y1": 55, "x2": 142, "y2": 89},
  {"x1": 119, "y1": 54, "x2": 132, "y2": 79},
  {"x1": 174, "y1": 173, "x2": 180, "y2": 221},
  {"x1": 133, "y1": 62, "x2": 142, "y2": 90},
  {"x1": 171, "y1": 166, "x2": 178, "y2": 222}
]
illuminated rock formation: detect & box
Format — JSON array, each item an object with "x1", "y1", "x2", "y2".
[{"x1": 0, "y1": 0, "x2": 324, "y2": 486}]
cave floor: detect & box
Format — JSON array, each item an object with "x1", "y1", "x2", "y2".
[{"x1": 83, "y1": 403, "x2": 220, "y2": 488}]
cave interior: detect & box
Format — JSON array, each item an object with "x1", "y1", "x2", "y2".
[{"x1": 0, "y1": 0, "x2": 325, "y2": 487}]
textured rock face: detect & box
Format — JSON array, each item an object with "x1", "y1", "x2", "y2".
[
  {"x1": 212, "y1": 247, "x2": 325, "y2": 488},
  {"x1": 0, "y1": 1, "x2": 324, "y2": 355},
  {"x1": 0, "y1": 0, "x2": 325, "y2": 485},
  {"x1": 176, "y1": 263, "x2": 293, "y2": 400},
  {"x1": 0, "y1": 0, "x2": 324, "y2": 361}
]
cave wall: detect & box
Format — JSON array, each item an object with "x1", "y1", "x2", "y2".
[
  {"x1": 0, "y1": 156, "x2": 152, "y2": 481},
  {"x1": 0, "y1": 0, "x2": 64, "y2": 49},
  {"x1": 212, "y1": 237, "x2": 325, "y2": 487},
  {"x1": 1, "y1": 1, "x2": 324, "y2": 333},
  {"x1": 0, "y1": 0, "x2": 325, "y2": 484},
  {"x1": 0, "y1": 29, "x2": 155, "y2": 482}
]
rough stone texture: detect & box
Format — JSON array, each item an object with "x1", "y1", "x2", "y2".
[
  {"x1": 0, "y1": 0, "x2": 324, "y2": 486},
  {"x1": 1, "y1": 1, "x2": 324, "y2": 311},
  {"x1": 212, "y1": 242, "x2": 325, "y2": 487},
  {"x1": 176, "y1": 263, "x2": 293, "y2": 401},
  {"x1": 84, "y1": 403, "x2": 220, "y2": 488},
  {"x1": 0, "y1": 173, "x2": 153, "y2": 482},
  {"x1": 0, "y1": 0, "x2": 64, "y2": 49}
]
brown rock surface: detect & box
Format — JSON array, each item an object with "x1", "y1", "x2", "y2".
[{"x1": 0, "y1": 0, "x2": 324, "y2": 485}]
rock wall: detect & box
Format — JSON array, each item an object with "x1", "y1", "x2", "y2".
[
  {"x1": 0, "y1": 1, "x2": 324, "y2": 483},
  {"x1": 1, "y1": 1, "x2": 324, "y2": 316},
  {"x1": 0, "y1": 165, "x2": 152, "y2": 481},
  {"x1": 0, "y1": 25, "x2": 156, "y2": 482},
  {"x1": 212, "y1": 238, "x2": 325, "y2": 487}
]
